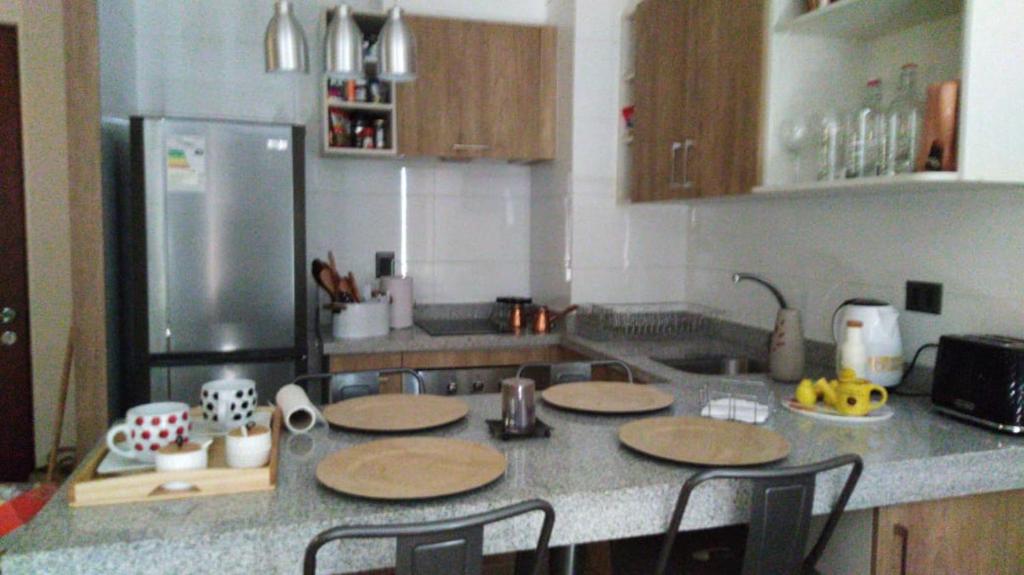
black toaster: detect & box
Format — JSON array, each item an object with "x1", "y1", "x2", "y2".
[{"x1": 931, "y1": 335, "x2": 1024, "y2": 434}]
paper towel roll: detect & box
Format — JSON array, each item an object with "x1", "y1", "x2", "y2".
[
  {"x1": 275, "y1": 384, "x2": 319, "y2": 434},
  {"x1": 382, "y1": 276, "x2": 413, "y2": 329}
]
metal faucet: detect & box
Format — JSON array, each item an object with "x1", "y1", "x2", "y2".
[{"x1": 733, "y1": 273, "x2": 788, "y2": 309}]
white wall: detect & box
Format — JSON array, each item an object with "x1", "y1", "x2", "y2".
[
  {"x1": 2, "y1": 0, "x2": 76, "y2": 466},
  {"x1": 530, "y1": 0, "x2": 575, "y2": 306},
  {"x1": 0, "y1": 0, "x2": 18, "y2": 23},
  {"x1": 382, "y1": 0, "x2": 547, "y2": 24},
  {"x1": 119, "y1": 0, "x2": 533, "y2": 304},
  {"x1": 685, "y1": 188, "x2": 1024, "y2": 364},
  {"x1": 564, "y1": 0, "x2": 690, "y2": 304}
]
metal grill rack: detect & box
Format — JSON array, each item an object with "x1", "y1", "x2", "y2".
[{"x1": 572, "y1": 303, "x2": 722, "y2": 341}]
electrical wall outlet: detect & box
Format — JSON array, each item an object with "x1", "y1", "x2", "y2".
[{"x1": 906, "y1": 281, "x2": 943, "y2": 314}]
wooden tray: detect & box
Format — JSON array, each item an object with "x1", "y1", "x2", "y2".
[
  {"x1": 68, "y1": 407, "x2": 282, "y2": 507},
  {"x1": 618, "y1": 416, "x2": 790, "y2": 467},
  {"x1": 316, "y1": 437, "x2": 506, "y2": 500},
  {"x1": 323, "y1": 394, "x2": 469, "y2": 432},
  {"x1": 541, "y1": 382, "x2": 675, "y2": 414}
]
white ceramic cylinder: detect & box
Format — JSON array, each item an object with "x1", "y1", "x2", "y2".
[
  {"x1": 225, "y1": 425, "x2": 273, "y2": 469},
  {"x1": 332, "y1": 300, "x2": 390, "y2": 339},
  {"x1": 155, "y1": 439, "x2": 211, "y2": 472},
  {"x1": 381, "y1": 276, "x2": 413, "y2": 329},
  {"x1": 275, "y1": 384, "x2": 319, "y2": 434}
]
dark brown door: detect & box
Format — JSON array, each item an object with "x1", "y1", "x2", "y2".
[{"x1": 0, "y1": 25, "x2": 35, "y2": 481}]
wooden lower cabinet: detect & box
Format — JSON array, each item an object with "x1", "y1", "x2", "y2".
[
  {"x1": 327, "y1": 346, "x2": 584, "y2": 374},
  {"x1": 872, "y1": 489, "x2": 1024, "y2": 575}
]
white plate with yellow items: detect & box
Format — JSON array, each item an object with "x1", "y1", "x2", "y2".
[{"x1": 782, "y1": 370, "x2": 895, "y2": 424}]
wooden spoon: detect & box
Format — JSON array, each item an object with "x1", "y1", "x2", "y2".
[{"x1": 347, "y1": 272, "x2": 361, "y2": 302}]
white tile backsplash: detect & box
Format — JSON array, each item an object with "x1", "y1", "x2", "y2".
[
  {"x1": 308, "y1": 161, "x2": 532, "y2": 303},
  {"x1": 685, "y1": 188, "x2": 1024, "y2": 364}
]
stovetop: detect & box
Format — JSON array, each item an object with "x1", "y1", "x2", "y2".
[{"x1": 415, "y1": 318, "x2": 505, "y2": 336}]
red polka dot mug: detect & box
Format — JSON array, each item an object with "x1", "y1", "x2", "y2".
[{"x1": 105, "y1": 402, "x2": 192, "y2": 463}]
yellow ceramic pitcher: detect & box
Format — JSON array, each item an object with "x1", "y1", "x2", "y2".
[{"x1": 833, "y1": 368, "x2": 888, "y2": 416}]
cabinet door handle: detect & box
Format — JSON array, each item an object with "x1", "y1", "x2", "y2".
[
  {"x1": 893, "y1": 523, "x2": 909, "y2": 575},
  {"x1": 669, "y1": 142, "x2": 683, "y2": 188},
  {"x1": 681, "y1": 139, "x2": 695, "y2": 190},
  {"x1": 452, "y1": 143, "x2": 491, "y2": 152}
]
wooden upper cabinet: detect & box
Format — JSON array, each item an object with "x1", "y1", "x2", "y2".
[
  {"x1": 394, "y1": 17, "x2": 462, "y2": 157},
  {"x1": 690, "y1": 0, "x2": 764, "y2": 198},
  {"x1": 630, "y1": 0, "x2": 763, "y2": 201},
  {"x1": 397, "y1": 17, "x2": 556, "y2": 161},
  {"x1": 631, "y1": 0, "x2": 697, "y2": 201}
]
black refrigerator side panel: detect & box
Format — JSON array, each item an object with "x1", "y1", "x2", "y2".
[
  {"x1": 118, "y1": 116, "x2": 153, "y2": 411},
  {"x1": 292, "y1": 125, "x2": 309, "y2": 374}
]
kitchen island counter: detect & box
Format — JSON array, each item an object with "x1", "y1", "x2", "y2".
[{"x1": 4, "y1": 335, "x2": 1024, "y2": 574}]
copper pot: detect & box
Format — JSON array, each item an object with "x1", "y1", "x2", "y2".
[{"x1": 532, "y1": 305, "x2": 579, "y2": 334}]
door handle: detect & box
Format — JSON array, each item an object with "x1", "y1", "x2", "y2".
[
  {"x1": 681, "y1": 139, "x2": 695, "y2": 190},
  {"x1": 893, "y1": 523, "x2": 909, "y2": 575},
  {"x1": 670, "y1": 140, "x2": 696, "y2": 190},
  {"x1": 670, "y1": 142, "x2": 683, "y2": 188},
  {"x1": 451, "y1": 143, "x2": 491, "y2": 152}
]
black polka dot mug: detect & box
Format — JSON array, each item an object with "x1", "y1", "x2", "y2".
[
  {"x1": 200, "y1": 378, "x2": 258, "y2": 431},
  {"x1": 105, "y1": 402, "x2": 192, "y2": 463}
]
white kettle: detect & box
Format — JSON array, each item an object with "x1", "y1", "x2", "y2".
[{"x1": 832, "y1": 299, "x2": 904, "y2": 387}]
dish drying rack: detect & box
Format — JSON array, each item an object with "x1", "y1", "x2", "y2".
[
  {"x1": 699, "y1": 378, "x2": 775, "y2": 425},
  {"x1": 573, "y1": 303, "x2": 722, "y2": 341}
]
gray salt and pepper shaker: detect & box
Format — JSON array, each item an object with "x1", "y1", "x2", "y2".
[{"x1": 501, "y1": 378, "x2": 536, "y2": 434}]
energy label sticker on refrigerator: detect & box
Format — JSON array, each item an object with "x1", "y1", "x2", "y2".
[{"x1": 166, "y1": 136, "x2": 207, "y2": 192}]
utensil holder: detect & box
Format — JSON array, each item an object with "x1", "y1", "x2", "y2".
[{"x1": 331, "y1": 300, "x2": 390, "y2": 339}]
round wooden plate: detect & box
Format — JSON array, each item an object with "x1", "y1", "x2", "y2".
[
  {"x1": 316, "y1": 437, "x2": 507, "y2": 500},
  {"x1": 618, "y1": 416, "x2": 790, "y2": 466},
  {"x1": 541, "y1": 382, "x2": 675, "y2": 414},
  {"x1": 323, "y1": 394, "x2": 469, "y2": 432}
]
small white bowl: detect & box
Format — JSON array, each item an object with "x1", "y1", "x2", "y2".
[
  {"x1": 225, "y1": 425, "x2": 272, "y2": 469},
  {"x1": 155, "y1": 438, "x2": 212, "y2": 472}
]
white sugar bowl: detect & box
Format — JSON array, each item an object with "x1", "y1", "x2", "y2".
[
  {"x1": 155, "y1": 437, "x2": 212, "y2": 472},
  {"x1": 225, "y1": 424, "x2": 272, "y2": 469}
]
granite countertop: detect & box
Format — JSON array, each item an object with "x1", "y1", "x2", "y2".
[{"x1": 4, "y1": 334, "x2": 1023, "y2": 574}]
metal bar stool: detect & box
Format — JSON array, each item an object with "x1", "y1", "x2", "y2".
[
  {"x1": 514, "y1": 360, "x2": 633, "y2": 575},
  {"x1": 290, "y1": 369, "x2": 426, "y2": 404},
  {"x1": 516, "y1": 359, "x2": 635, "y2": 385},
  {"x1": 654, "y1": 454, "x2": 864, "y2": 575},
  {"x1": 303, "y1": 499, "x2": 555, "y2": 575}
]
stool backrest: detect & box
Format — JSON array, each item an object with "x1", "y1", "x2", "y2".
[
  {"x1": 655, "y1": 454, "x2": 863, "y2": 575},
  {"x1": 290, "y1": 369, "x2": 425, "y2": 404},
  {"x1": 516, "y1": 360, "x2": 634, "y2": 384},
  {"x1": 304, "y1": 499, "x2": 555, "y2": 575}
]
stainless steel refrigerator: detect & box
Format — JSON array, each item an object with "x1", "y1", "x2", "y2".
[{"x1": 119, "y1": 117, "x2": 306, "y2": 409}]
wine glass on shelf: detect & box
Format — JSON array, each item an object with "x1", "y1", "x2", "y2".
[{"x1": 780, "y1": 117, "x2": 809, "y2": 183}]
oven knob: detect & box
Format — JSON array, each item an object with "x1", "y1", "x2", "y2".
[
  {"x1": 446, "y1": 381, "x2": 458, "y2": 395},
  {"x1": 471, "y1": 381, "x2": 485, "y2": 393}
]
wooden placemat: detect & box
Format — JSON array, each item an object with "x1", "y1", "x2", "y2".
[
  {"x1": 618, "y1": 416, "x2": 790, "y2": 466},
  {"x1": 541, "y1": 382, "x2": 674, "y2": 414},
  {"x1": 316, "y1": 437, "x2": 507, "y2": 500},
  {"x1": 323, "y1": 394, "x2": 469, "y2": 432}
]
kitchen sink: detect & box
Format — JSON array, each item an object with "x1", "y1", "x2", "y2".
[{"x1": 652, "y1": 355, "x2": 767, "y2": 376}]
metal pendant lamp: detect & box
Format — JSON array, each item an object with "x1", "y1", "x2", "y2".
[
  {"x1": 326, "y1": 5, "x2": 364, "y2": 79},
  {"x1": 265, "y1": 0, "x2": 309, "y2": 74},
  {"x1": 378, "y1": 6, "x2": 417, "y2": 82}
]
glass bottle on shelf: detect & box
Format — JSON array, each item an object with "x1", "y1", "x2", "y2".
[
  {"x1": 885, "y1": 63, "x2": 922, "y2": 175},
  {"x1": 845, "y1": 79, "x2": 886, "y2": 178},
  {"x1": 817, "y1": 111, "x2": 844, "y2": 181}
]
